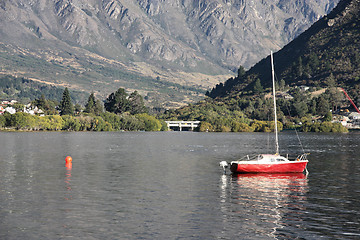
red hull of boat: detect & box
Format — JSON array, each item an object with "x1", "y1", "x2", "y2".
[{"x1": 230, "y1": 161, "x2": 308, "y2": 173}]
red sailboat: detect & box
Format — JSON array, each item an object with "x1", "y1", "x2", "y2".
[
  {"x1": 230, "y1": 154, "x2": 308, "y2": 173},
  {"x1": 228, "y1": 52, "x2": 309, "y2": 174}
]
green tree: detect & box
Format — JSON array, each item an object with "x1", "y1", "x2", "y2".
[
  {"x1": 253, "y1": 79, "x2": 263, "y2": 94},
  {"x1": 128, "y1": 91, "x2": 148, "y2": 115},
  {"x1": 95, "y1": 100, "x2": 104, "y2": 115},
  {"x1": 77, "y1": 116, "x2": 92, "y2": 131},
  {"x1": 199, "y1": 122, "x2": 213, "y2": 132},
  {"x1": 279, "y1": 79, "x2": 286, "y2": 91},
  {"x1": 326, "y1": 87, "x2": 343, "y2": 112},
  {"x1": 309, "y1": 98, "x2": 317, "y2": 115},
  {"x1": 34, "y1": 94, "x2": 47, "y2": 111},
  {"x1": 33, "y1": 95, "x2": 58, "y2": 115},
  {"x1": 90, "y1": 116, "x2": 111, "y2": 131},
  {"x1": 74, "y1": 104, "x2": 82, "y2": 115},
  {"x1": 62, "y1": 115, "x2": 81, "y2": 131},
  {"x1": 104, "y1": 88, "x2": 129, "y2": 114},
  {"x1": 326, "y1": 73, "x2": 336, "y2": 87},
  {"x1": 238, "y1": 65, "x2": 246, "y2": 78},
  {"x1": 231, "y1": 121, "x2": 253, "y2": 132},
  {"x1": 308, "y1": 52, "x2": 320, "y2": 71},
  {"x1": 135, "y1": 113, "x2": 162, "y2": 131},
  {"x1": 101, "y1": 112, "x2": 122, "y2": 130},
  {"x1": 59, "y1": 88, "x2": 74, "y2": 116},
  {"x1": 293, "y1": 101, "x2": 309, "y2": 118},
  {"x1": 47, "y1": 115, "x2": 64, "y2": 130},
  {"x1": 0, "y1": 115, "x2": 5, "y2": 128},
  {"x1": 317, "y1": 96, "x2": 330, "y2": 116},
  {"x1": 12, "y1": 102, "x2": 24, "y2": 112},
  {"x1": 7, "y1": 112, "x2": 32, "y2": 130},
  {"x1": 323, "y1": 111, "x2": 333, "y2": 122},
  {"x1": 84, "y1": 93, "x2": 96, "y2": 114}
]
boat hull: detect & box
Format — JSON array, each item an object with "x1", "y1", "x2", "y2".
[{"x1": 230, "y1": 161, "x2": 308, "y2": 173}]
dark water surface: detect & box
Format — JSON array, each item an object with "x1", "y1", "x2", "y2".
[{"x1": 0, "y1": 131, "x2": 359, "y2": 239}]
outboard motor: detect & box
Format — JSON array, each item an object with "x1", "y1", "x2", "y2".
[{"x1": 219, "y1": 161, "x2": 229, "y2": 174}]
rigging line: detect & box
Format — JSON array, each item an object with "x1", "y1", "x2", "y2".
[
  {"x1": 273, "y1": 71, "x2": 306, "y2": 154},
  {"x1": 274, "y1": 70, "x2": 305, "y2": 153},
  {"x1": 285, "y1": 100, "x2": 306, "y2": 154}
]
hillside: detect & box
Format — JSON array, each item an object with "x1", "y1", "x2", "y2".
[
  {"x1": 161, "y1": 0, "x2": 359, "y2": 132},
  {"x1": 0, "y1": 0, "x2": 338, "y2": 107},
  {"x1": 0, "y1": 74, "x2": 88, "y2": 104},
  {"x1": 208, "y1": 0, "x2": 360, "y2": 100}
]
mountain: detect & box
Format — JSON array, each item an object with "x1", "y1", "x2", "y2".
[
  {"x1": 208, "y1": 0, "x2": 360, "y2": 100},
  {"x1": 0, "y1": 0, "x2": 339, "y2": 107}
]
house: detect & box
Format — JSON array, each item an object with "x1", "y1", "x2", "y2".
[
  {"x1": 299, "y1": 85, "x2": 310, "y2": 92},
  {"x1": 24, "y1": 104, "x2": 45, "y2": 116},
  {"x1": 346, "y1": 112, "x2": 360, "y2": 127},
  {"x1": 275, "y1": 92, "x2": 293, "y2": 100},
  {"x1": 5, "y1": 107, "x2": 16, "y2": 114},
  {"x1": 1, "y1": 100, "x2": 17, "y2": 106},
  {"x1": 348, "y1": 112, "x2": 360, "y2": 120}
]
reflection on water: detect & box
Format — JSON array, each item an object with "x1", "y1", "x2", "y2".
[
  {"x1": 64, "y1": 166, "x2": 72, "y2": 201},
  {"x1": 220, "y1": 173, "x2": 309, "y2": 239}
]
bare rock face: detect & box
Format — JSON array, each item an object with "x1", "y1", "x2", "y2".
[{"x1": 1, "y1": 0, "x2": 339, "y2": 71}]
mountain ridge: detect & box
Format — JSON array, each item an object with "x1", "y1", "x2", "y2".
[
  {"x1": 0, "y1": 0, "x2": 339, "y2": 107},
  {"x1": 208, "y1": 0, "x2": 360, "y2": 99}
]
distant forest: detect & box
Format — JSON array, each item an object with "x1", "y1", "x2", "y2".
[{"x1": 0, "y1": 74, "x2": 88, "y2": 104}]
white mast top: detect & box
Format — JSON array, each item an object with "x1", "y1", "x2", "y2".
[{"x1": 271, "y1": 51, "x2": 279, "y2": 155}]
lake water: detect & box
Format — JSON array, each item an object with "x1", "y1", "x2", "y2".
[{"x1": 0, "y1": 131, "x2": 359, "y2": 239}]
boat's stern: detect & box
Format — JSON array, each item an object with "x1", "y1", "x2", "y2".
[{"x1": 230, "y1": 161, "x2": 239, "y2": 173}]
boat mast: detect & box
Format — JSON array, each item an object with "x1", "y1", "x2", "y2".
[{"x1": 271, "y1": 51, "x2": 279, "y2": 155}]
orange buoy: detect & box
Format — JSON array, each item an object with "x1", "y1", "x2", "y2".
[
  {"x1": 65, "y1": 156, "x2": 72, "y2": 164},
  {"x1": 65, "y1": 156, "x2": 72, "y2": 169}
]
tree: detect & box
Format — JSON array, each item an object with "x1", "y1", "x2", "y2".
[
  {"x1": 326, "y1": 73, "x2": 336, "y2": 87},
  {"x1": 33, "y1": 95, "x2": 58, "y2": 115},
  {"x1": 279, "y1": 79, "x2": 286, "y2": 91},
  {"x1": 253, "y1": 79, "x2": 263, "y2": 94},
  {"x1": 35, "y1": 94, "x2": 47, "y2": 110},
  {"x1": 7, "y1": 112, "x2": 31, "y2": 130},
  {"x1": 45, "y1": 115, "x2": 64, "y2": 130},
  {"x1": 59, "y1": 88, "x2": 74, "y2": 115},
  {"x1": 199, "y1": 121, "x2": 213, "y2": 132},
  {"x1": 293, "y1": 101, "x2": 308, "y2": 118},
  {"x1": 237, "y1": 65, "x2": 246, "y2": 78},
  {"x1": 12, "y1": 102, "x2": 24, "y2": 112},
  {"x1": 128, "y1": 91, "x2": 148, "y2": 115},
  {"x1": 95, "y1": 100, "x2": 104, "y2": 115},
  {"x1": 323, "y1": 111, "x2": 333, "y2": 122},
  {"x1": 135, "y1": 113, "x2": 162, "y2": 131},
  {"x1": 326, "y1": 87, "x2": 343, "y2": 112},
  {"x1": 308, "y1": 52, "x2": 320, "y2": 71},
  {"x1": 84, "y1": 93, "x2": 96, "y2": 114},
  {"x1": 62, "y1": 115, "x2": 80, "y2": 131},
  {"x1": 74, "y1": 104, "x2": 82, "y2": 115},
  {"x1": 0, "y1": 115, "x2": 5, "y2": 128},
  {"x1": 104, "y1": 88, "x2": 129, "y2": 114},
  {"x1": 317, "y1": 96, "x2": 330, "y2": 116},
  {"x1": 310, "y1": 98, "x2": 317, "y2": 115}
]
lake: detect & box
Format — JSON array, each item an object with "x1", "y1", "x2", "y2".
[{"x1": 0, "y1": 131, "x2": 359, "y2": 239}]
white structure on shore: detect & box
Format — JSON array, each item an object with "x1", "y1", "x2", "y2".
[{"x1": 165, "y1": 121, "x2": 200, "y2": 131}]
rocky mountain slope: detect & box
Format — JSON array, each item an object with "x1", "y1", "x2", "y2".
[
  {"x1": 0, "y1": 0, "x2": 339, "y2": 107},
  {"x1": 208, "y1": 0, "x2": 360, "y2": 100}
]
